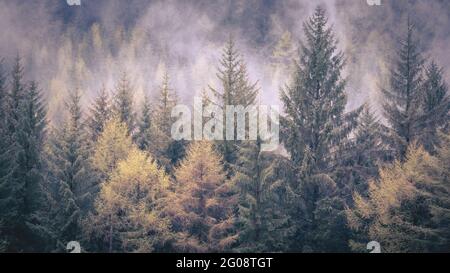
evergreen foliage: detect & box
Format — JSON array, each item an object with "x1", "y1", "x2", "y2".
[
  {"x1": 382, "y1": 19, "x2": 425, "y2": 159},
  {"x1": 88, "y1": 87, "x2": 111, "y2": 141},
  {"x1": 46, "y1": 89, "x2": 93, "y2": 250},
  {"x1": 208, "y1": 37, "x2": 259, "y2": 175}
]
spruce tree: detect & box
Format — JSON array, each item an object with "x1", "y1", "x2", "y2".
[
  {"x1": 88, "y1": 87, "x2": 111, "y2": 141},
  {"x1": 281, "y1": 7, "x2": 360, "y2": 170},
  {"x1": 418, "y1": 62, "x2": 450, "y2": 153},
  {"x1": 0, "y1": 118, "x2": 10, "y2": 252},
  {"x1": 280, "y1": 7, "x2": 361, "y2": 252},
  {"x1": 6, "y1": 56, "x2": 26, "y2": 137},
  {"x1": 135, "y1": 94, "x2": 152, "y2": 151},
  {"x1": 112, "y1": 72, "x2": 135, "y2": 133},
  {"x1": 151, "y1": 72, "x2": 185, "y2": 171},
  {"x1": 154, "y1": 72, "x2": 177, "y2": 138},
  {"x1": 382, "y1": 19, "x2": 425, "y2": 159},
  {"x1": 208, "y1": 37, "x2": 259, "y2": 175},
  {"x1": 0, "y1": 60, "x2": 51, "y2": 252},
  {"x1": 0, "y1": 58, "x2": 16, "y2": 251},
  {"x1": 0, "y1": 61, "x2": 9, "y2": 249},
  {"x1": 16, "y1": 81, "x2": 51, "y2": 250},
  {"x1": 335, "y1": 105, "x2": 391, "y2": 200},
  {"x1": 234, "y1": 139, "x2": 291, "y2": 252},
  {"x1": 46, "y1": 89, "x2": 93, "y2": 249}
]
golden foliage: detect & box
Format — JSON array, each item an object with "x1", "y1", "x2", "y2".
[
  {"x1": 85, "y1": 148, "x2": 172, "y2": 252},
  {"x1": 92, "y1": 117, "x2": 134, "y2": 176},
  {"x1": 346, "y1": 143, "x2": 444, "y2": 252},
  {"x1": 165, "y1": 141, "x2": 238, "y2": 252}
]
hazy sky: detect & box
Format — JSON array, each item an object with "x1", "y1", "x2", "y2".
[{"x1": 0, "y1": 0, "x2": 449, "y2": 122}]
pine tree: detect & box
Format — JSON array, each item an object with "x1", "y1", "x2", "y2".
[
  {"x1": 46, "y1": 89, "x2": 93, "y2": 250},
  {"x1": 84, "y1": 148, "x2": 173, "y2": 252},
  {"x1": 0, "y1": 56, "x2": 53, "y2": 252},
  {"x1": 0, "y1": 58, "x2": 15, "y2": 251},
  {"x1": 88, "y1": 87, "x2": 111, "y2": 141},
  {"x1": 151, "y1": 72, "x2": 185, "y2": 171},
  {"x1": 335, "y1": 105, "x2": 391, "y2": 200},
  {"x1": 382, "y1": 19, "x2": 425, "y2": 159},
  {"x1": 135, "y1": 94, "x2": 152, "y2": 151},
  {"x1": 166, "y1": 141, "x2": 238, "y2": 252},
  {"x1": 280, "y1": 7, "x2": 360, "y2": 252},
  {"x1": 280, "y1": 7, "x2": 360, "y2": 170},
  {"x1": 0, "y1": 59, "x2": 9, "y2": 251},
  {"x1": 234, "y1": 139, "x2": 291, "y2": 252},
  {"x1": 6, "y1": 56, "x2": 26, "y2": 138},
  {"x1": 208, "y1": 37, "x2": 259, "y2": 174},
  {"x1": 112, "y1": 72, "x2": 135, "y2": 133},
  {"x1": 17, "y1": 81, "x2": 52, "y2": 249},
  {"x1": 418, "y1": 62, "x2": 450, "y2": 153},
  {"x1": 290, "y1": 146, "x2": 349, "y2": 252},
  {"x1": 154, "y1": 72, "x2": 177, "y2": 138}
]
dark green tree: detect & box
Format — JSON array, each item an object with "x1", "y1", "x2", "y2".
[
  {"x1": 0, "y1": 58, "x2": 14, "y2": 251},
  {"x1": 46, "y1": 89, "x2": 93, "y2": 250},
  {"x1": 234, "y1": 139, "x2": 292, "y2": 252},
  {"x1": 112, "y1": 72, "x2": 135, "y2": 133},
  {"x1": 88, "y1": 87, "x2": 111, "y2": 141},
  {"x1": 208, "y1": 37, "x2": 259, "y2": 175},
  {"x1": 335, "y1": 105, "x2": 391, "y2": 200},
  {"x1": 280, "y1": 7, "x2": 361, "y2": 252},
  {"x1": 15, "y1": 81, "x2": 51, "y2": 249},
  {"x1": 382, "y1": 19, "x2": 425, "y2": 159},
  {"x1": 288, "y1": 146, "x2": 349, "y2": 252},
  {"x1": 418, "y1": 62, "x2": 450, "y2": 153},
  {"x1": 0, "y1": 57, "x2": 51, "y2": 252},
  {"x1": 154, "y1": 72, "x2": 177, "y2": 137},
  {"x1": 6, "y1": 56, "x2": 26, "y2": 136},
  {"x1": 151, "y1": 72, "x2": 185, "y2": 171},
  {"x1": 135, "y1": 94, "x2": 152, "y2": 150},
  {"x1": 0, "y1": 59, "x2": 9, "y2": 251}
]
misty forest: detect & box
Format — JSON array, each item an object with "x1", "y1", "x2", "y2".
[{"x1": 0, "y1": 0, "x2": 449, "y2": 253}]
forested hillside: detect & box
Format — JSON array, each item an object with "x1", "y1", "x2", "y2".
[{"x1": 0, "y1": 5, "x2": 449, "y2": 253}]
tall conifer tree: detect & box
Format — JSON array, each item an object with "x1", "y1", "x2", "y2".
[
  {"x1": 382, "y1": 19, "x2": 425, "y2": 159},
  {"x1": 113, "y1": 72, "x2": 135, "y2": 133},
  {"x1": 208, "y1": 37, "x2": 259, "y2": 175},
  {"x1": 88, "y1": 87, "x2": 111, "y2": 141},
  {"x1": 46, "y1": 89, "x2": 92, "y2": 249},
  {"x1": 151, "y1": 72, "x2": 185, "y2": 170},
  {"x1": 418, "y1": 62, "x2": 450, "y2": 152},
  {"x1": 0, "y1": 57, "x2": 50, "y2": 251},
  {"x1": 234, "y1": 139, "x2": 291, "y2": 252},
  {"x1": 335, "y1": 105, "x2": 391, "y2": 200},
  {"x1": 280, "y1": 7, "x2": 361, "y2": 252},
  {"x1": 135, "y1": 94, "x2": 152, "y2": 151}
]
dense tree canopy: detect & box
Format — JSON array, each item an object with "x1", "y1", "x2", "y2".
[{"x1": 0, "y1": 6, "x2": 449, "y2": 253}]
